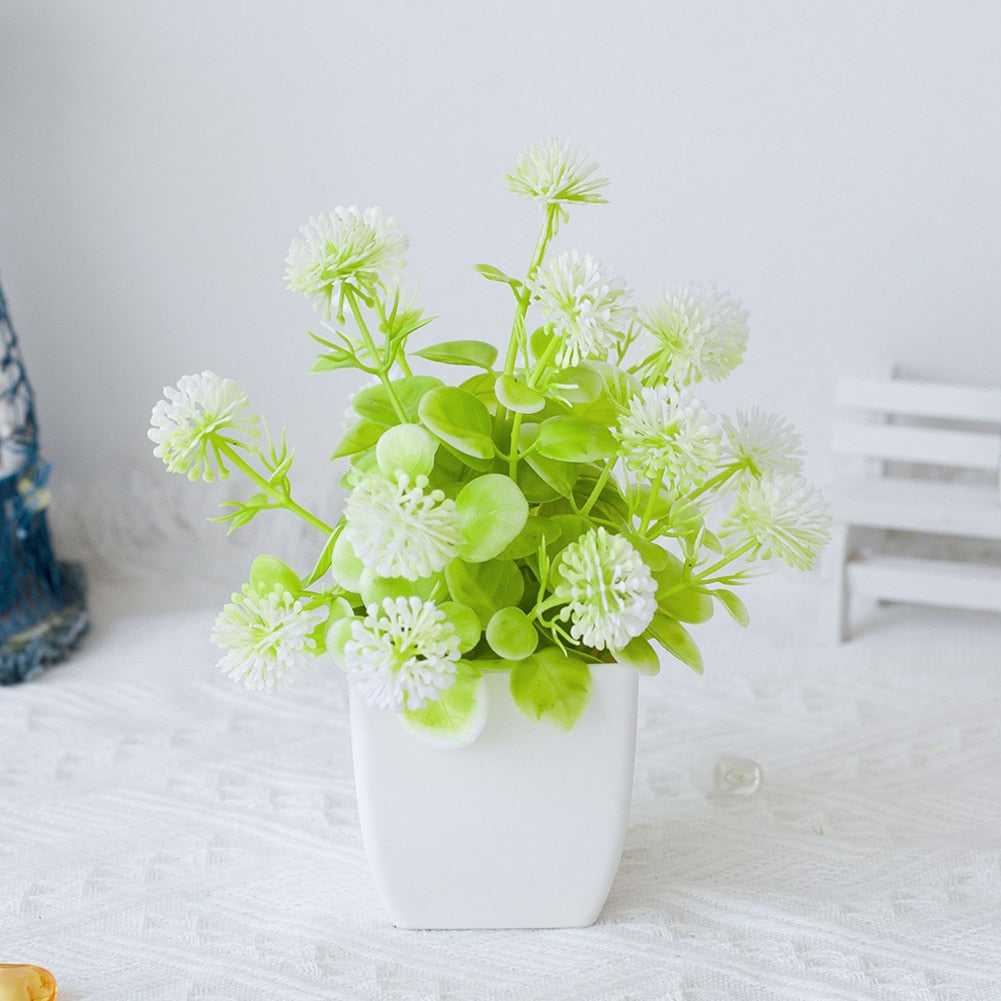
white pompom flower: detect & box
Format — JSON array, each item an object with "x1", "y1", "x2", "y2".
[
  {"x1": 721, "y1": 408, "x2": 804, "y2": 477},
  {"x1": 531, "y1": 250, "x2": 629, "y2": 367},
  {"x1": 554, "y1": 527, "x2": 657, "y2": 651},
  {"x1": 212, "y1": 586, "x2": 327, "y2": 692},
  {"x1": 285, "y1": 206, "x2": 408, "y2": 317},
  {"x1": 615, "y1": 386, "x2": 721, "y2": 493},
  {"x1": 343, "y1": 471, "x2": 462, "y2": 580},
  {"x1": 148, "y1": 371, "x2": 258, "y2": 482},
  {"x1": 343, "y1": 596, "x2": 462, "y2": 712},
  {"x1": 722, "y1": 472, "x2": 832, "y2": 571},
  {"x1": 637, "y1": 283, "x2": 749, "y2": 385},
  {"x1": 505, "y1": 138, "x2": 609, "y2": 213}
]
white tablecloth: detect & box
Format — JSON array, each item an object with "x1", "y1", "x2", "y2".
[{"x1": 2, "y1": 572, "x2": 1000, "y2": 1000}]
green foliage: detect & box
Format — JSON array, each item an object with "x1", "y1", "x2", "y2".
[
  {"x1": 360, "y1": 568, "x2": 442, "y2": 606},
  {"x1": 517, "y1": 424, "x2": 579, "y2": 498},
  {"x1": 644, "y1": 612, "x2": 704, "y2": 674},
  {"x1": 613, "y1": 636, "x2": 661, "y2": 676},
  {"x1": 376, "y1": 423, "x2": 438, "y2": 480},
  {"x1": 473, "y1": 262, "x2": 522, "y2": 290},
  {"x1": 331, "y1": 419, "x2": 384, "y2": 459},
  {"x1": 249, "y1": 555, "x2": 301, "y2": 596},
  {"x1": 400, "y1": 665, "x2": 488, "y2": 748},
  {"x1": 535, "y1": 417, "x2": 618, "y2": 463},
  {"x1": 445, "y1": 558, "x2": 524, "y2": 628},
  {"x1": 163, "y1": 143, "x2": 827, "y2": 743},
  {"x1": 329, "y1": 533, "x2": 364, "y2": 591},
  {"x1": 414, "y1": 339, "x2": 499, "y2": 370},
  {"x1": 509, "y1": 650, "x2": 592, "y2": 730},
  {"x1": 495, "y1": 374, "x2": 546, "y2": 414},
  {"x1": 418, "y1": 386, "x2": 495, "y2": 460},
  {"x1": 485, "y1": 606, "x2": 538, "y2": 660},
  {"x1": 438, "y1": 601, "x2": 482, "y2": 651},
  {"x1": 714, "y1": 589, "x2": 750, "y2": 627},
  {"x1": 455, "y1": 475, "x2": 529, "y2": 563}
]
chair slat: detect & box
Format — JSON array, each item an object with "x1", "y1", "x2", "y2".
[
  {"x1": 830, "y1": 420, "x2": 1001, "y2": 470},
  {"x1": 823, "y1": 374, "x2": 1001, "y2": 643},
  {"x1": 835, "y1": 378, "x2": 1001, "y2": 424}
]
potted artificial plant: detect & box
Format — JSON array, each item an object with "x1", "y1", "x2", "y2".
[{"x1": 149, "y1": 140, "x2": 830, "y2": 928}]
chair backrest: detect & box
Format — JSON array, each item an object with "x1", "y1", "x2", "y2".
[{"x1": 831, "y1": 376, "x2": 1001, "y2": 476}]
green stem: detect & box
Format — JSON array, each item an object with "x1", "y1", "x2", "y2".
[
  {"x1": 687, "y1": 464, "x2": 740, "y2": 502},
  {"x1": 344, "y1": 287, "x2": 380, "y2": 364},
  {"x1": 221, "y1": 444, "x2": 334, "y2": 536},
  {"x1": 507, "y1": 319, "x2": 562, "y2": 479},
  {"x1": 637, "y1": 478, "x2": 663, "y2": 535},
  {"x1": 503, "y1": 206, "x2": 556, "y2": 377},
  {"x1": 696, "y1": 538, "x2": 757, "y2": 582},
  {"x1": 578, "y1": 461, "x2": 614, "y2": 517},
  {"x1": 529, "y1": 593, "x2": 567, "y2": 624},
  {"x1": 508, "y1": 413, "x2": 525, "y2": 480},
  {"x1": 528, "y1": 331, "x2": 561, "y2": 387},
  {"x1": 343, "y1": 289, "x2": 409, "y2": 422}
]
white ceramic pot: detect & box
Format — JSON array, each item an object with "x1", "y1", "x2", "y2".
[{"x1": 349, "y1": 664, "x2": 639, "y2": 929}]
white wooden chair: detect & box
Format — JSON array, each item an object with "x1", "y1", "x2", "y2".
[{"x1": 819, "y1": 375, "x2": 1001, "y2": 642}]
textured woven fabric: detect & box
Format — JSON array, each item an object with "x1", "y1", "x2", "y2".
[{"x1": 2, "y1": 532, "x2": 1000, "y2": 998}]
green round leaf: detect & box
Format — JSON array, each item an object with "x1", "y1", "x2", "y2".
[
  {"x1": 509, "y1": 649, "x2": 592, "y2": 731},
  {"x1": 359, "y1": 569, "x2": 443, "y2": 606},
  {"x1": 454, "y1": 474, "x2": 529, "y2": 562},
  {"x1": 444, "y1": 559, "x2": 524, "y2": 628},
  {"x1": 438, "y1": 601, "x2": 482, "y2": 652},
  {"x1": 418, "y1": 386, "x2": 495, "y2": 460},
  {"x1": 495, "y1": 374, "x2": 545, "y2": 414},
  {"x1": 313, "y1": 597, "x2": 354, "y2": 657},
  {"x1": 326, "y1": 616, "x2": 356, "y2": 667},
  {"x1": 485, "y1": 606, "x2": 538, "y2": 660},
  {"x1": 350, "y1": 382, "x2": 401, "y2": 426},
  {"x1": 497, "y1": 515, "x2": 562, "y2": 560},
  {"x1": 458, "y1": 371, "x2": 499, "y2": 408},
  {"x1": 517, "y1": 423, "x2": 579, "y2": 498},
  {"x1": 546, "y1": 363, "x2": 604, "y2": 403},
  {"x1": 515, "y1": 461, "x2": 561, "y2": 503},
  {"x1": 328, "y1": 596, "x2": 355, "y2": 621},
  {"x1": 629, "y1": 536, "x2": 670, "y2": 572},
  {"x1": 399, "y1": 665, "x2": 489, "y2": 748},
  {"x1": 249, "y1": 555, "x2": 301, "y2": 596},
  {"x1": 352, "y1": 376, "x2": 443, "y2": 425},
  {"x1": 545, "y1": 513, "x2": 591, "y2": 562},
  {"x1": 376, "y1": 423, "x2": 438, "y2": 480},
  {"x1": 330, "y1": 533, "x2": 364, "y2": 591},
  {"x1": 535, "y1": 417, "x2": 618, "y2": 463}
]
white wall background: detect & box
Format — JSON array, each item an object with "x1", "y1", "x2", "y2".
[{"x1": 2, "y1": 0, "x2": 1000, "y2": 505}]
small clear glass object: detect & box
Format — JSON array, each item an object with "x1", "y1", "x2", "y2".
[{"x1": 708, "y1": 754, "x2": 763, "y2": 798}]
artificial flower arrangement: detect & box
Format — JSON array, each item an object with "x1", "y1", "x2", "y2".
[{"x1": 149, "y1": 140, "x2": 830, "y2": 748}]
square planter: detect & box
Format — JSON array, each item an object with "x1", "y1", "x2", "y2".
[{"x1": 349, "y1": 664, "x2": 639, "y2": 929}]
